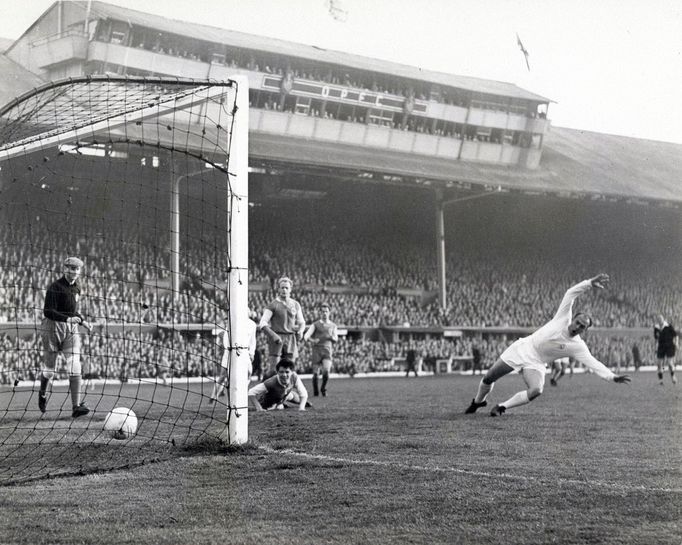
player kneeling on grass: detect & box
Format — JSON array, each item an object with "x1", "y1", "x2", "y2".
[
  {"x1": 248, "y1": 358, "x2": 309, "y2": 411},
  {"x1": 38, "y1": 256, "x2": 93, "y2": 418},
  {"x1": 465, "y1": 274, "x2": 631, "y2": 417}
]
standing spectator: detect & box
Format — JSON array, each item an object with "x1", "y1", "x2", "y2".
[
  {"x1": 38, "y1": 257, "x2": 93, "y2": 417},
  {"x1": 632, "y1": 341, "x2": 642, "y2": 372},
  {"x1": 424, "y1": 352, "x2": 438, "y2": 374},
  {"x1": 258, "y1": 276, "x2": 306, "y2": 379},
  {"x1": 464, "y1": 274, "x2": 631, "y2": 417},
  {"x1": 654, "y1": 315, "x2": 678, "y2": 385},
  {"x1": 303, "y1": 302, "x2": 338, "y2": 397},
  {"x1": 404, "y1": 348, "x2": 419, "y2": 377},
  {"x1": 472, "y1": 341, "x2": 483, "y2": 375}
]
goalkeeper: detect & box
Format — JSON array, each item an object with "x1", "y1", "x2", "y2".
[
  {"x1": 38, "y1": 257, "x2": 92, "y2": 418},
  {"x1": 258, "y1": 276, "x2": 306, "y2": 379},
  {"x1": 465, "y1": 274, "x2": 631, "y2": 417}
]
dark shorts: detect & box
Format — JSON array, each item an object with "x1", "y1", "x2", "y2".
[
  {"x1": 267, "y1": 333, "x2": 299, "y2": 360},
  {"x1": 311, "y1": 345, "x2": 332, "y2": 366},
  {"x1": 657, "y1": 346, "x2": 676, "y2": 359}
]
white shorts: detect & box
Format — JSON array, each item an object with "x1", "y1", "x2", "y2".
[{"x1": 501, "y1": 338, "x2": 547, "y2": 375}]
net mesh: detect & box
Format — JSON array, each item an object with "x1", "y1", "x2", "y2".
[{"x1": 0, "y1": 76, "x2": 247, "y2": 485}]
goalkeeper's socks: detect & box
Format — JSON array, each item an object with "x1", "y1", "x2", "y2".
[
  {"x1": 39, "y1": 374, "x2": 50, "y2": 395},
  {"x1": 69, "y1": 375, "x2": 82, "y2": 408}
]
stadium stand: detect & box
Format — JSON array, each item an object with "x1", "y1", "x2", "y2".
[{"x1": 0, "y1": 2, "x2": 680, "y2": 383}]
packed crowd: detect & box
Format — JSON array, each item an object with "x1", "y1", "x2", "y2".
[
  {"x1": 0, "y1": 183, "x2": 679, "y2": 384},
  {"x1": 0, "y1": 330, "x2": 656, "y2": 385},
  {"x1": 1, "y1": 209, "x2": 680, "y2": 330}
]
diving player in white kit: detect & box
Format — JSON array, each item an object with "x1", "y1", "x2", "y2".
[{"x1": 465, "y1": 273, "x2": 631, "y2": 417}]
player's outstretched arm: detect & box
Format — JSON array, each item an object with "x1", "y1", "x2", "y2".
[
  {"x1": 589, "y1": 273, "x2": 610, "y2": 290},
  {"x1": 613, "y1": 374, "x2": 631, "y2": 384}
]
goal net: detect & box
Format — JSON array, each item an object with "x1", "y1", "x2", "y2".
[{"x1": 0, "y1": 75, "x2": 249, "y2": 485}]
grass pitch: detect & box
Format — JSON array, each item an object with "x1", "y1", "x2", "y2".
[{"x1": 0, "y1": 372, "x2": 680, "y2": 545}]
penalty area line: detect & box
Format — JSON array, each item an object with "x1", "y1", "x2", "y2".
[{"x1": 258, "y1": 446, "x2": 681, "y2": 495}]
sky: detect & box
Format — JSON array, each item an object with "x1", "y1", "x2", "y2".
[{"x1": 1, "y1": 0, "x2": 681, "y2": 144}]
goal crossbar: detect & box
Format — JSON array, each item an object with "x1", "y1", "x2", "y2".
[{"x1": 0, "y1": 75, "x2": 235, "y2": 161}]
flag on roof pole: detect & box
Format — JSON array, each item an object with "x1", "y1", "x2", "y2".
[
  {"x1": 516, "y1": 33, "x2": 530, "y2": 71},
  {"x1": 327, "y1": 0, "x2": 348, "y2": 21}
]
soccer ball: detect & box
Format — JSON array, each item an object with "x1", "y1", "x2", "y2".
[{"x1": 104, "y1": 407, "x2": 138, "y2": 440}]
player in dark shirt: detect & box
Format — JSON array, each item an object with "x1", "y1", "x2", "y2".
[
  {"x1": 654, "y1": 315, "x2": 678, "y2": 385},
  {"x1": 39, "y1": 257, "x2": 93, "y2": 417}
]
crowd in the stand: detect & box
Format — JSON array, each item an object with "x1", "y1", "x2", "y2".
[
  {"x1": 104, "y1": 24, "x2": 544, "y2": 146},
  {"x1": 0, "y1": 198, "x2": 679, "y2": 383},
  {"x1": 2, "y1": 229, "x2": 678, "y2": 329},
  {"x1": 1, "y1": 215, "x2": 680, "y2": 329},
  {"x1": 124, "y1": 27, "x2": 530, "y2": 115},
  {"x1": 0, "y1": 329, "x2": 658, "y2": 385}
]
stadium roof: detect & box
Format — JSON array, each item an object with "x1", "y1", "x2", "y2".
[
  {"x1": 250, "y1": 127, "x2": 682, "y2": 204},
  {"x1": 0, "y1": 37, "x2": 13, "y2": 53},
  {"x1": 25, "y1": 1, "x2": 550, "y2": 103}
]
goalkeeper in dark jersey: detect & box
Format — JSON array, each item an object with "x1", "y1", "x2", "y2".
[{"x1": 38, "y1": 256, "x2": 93, "y2": 418}]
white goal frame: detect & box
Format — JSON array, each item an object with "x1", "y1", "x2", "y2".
[
  {"x1": 226, "y1": 75, "x2": 249, "y2": 445},
  {"x1": 0, "y1": 75, "x2": 250, "y2": 445}
]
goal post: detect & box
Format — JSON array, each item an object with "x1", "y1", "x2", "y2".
[
  {"x1": 226, "y1": 75, "x2": 249, "y2": 445},
  {"x1": 0, "y1": 75, "x2": 249, "y2": 485}
]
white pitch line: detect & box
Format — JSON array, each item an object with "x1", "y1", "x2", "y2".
[{"x1": 258, "y1": 446, "x2": 681, "y2": 495}]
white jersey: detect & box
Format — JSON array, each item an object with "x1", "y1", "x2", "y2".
[
  {"x1": 214, "y1": 319, "x2": 257, "y2": 368},
  {"x1": 501, "y1": 280, "x2": 615, "y2": 381}
]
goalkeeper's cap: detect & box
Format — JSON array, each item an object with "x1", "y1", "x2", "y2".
[{"x1": 63, "y1": 256, "x2": 84, "y2": 268}]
